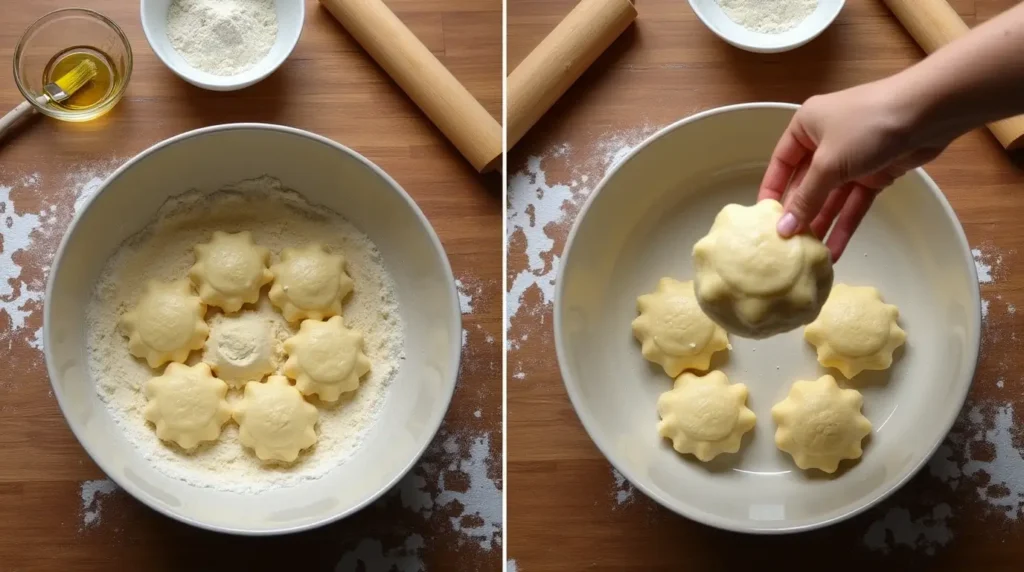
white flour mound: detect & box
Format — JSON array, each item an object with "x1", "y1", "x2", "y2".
[
  {"x1": 716, "y1": 0, "x2": 818, "y2": 34},
  {"x1": 85, "y1": 176, "x2": 404, "y2": 494}
]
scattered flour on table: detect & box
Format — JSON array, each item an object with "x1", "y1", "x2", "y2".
[
  {"x1": 611, "y1": 467, "x2": 636, "y2": 507},
  {"x1": 80, "y1": 479, "x2": 118, "y2": 529},
  {"x1": 715, "y1": 0, "x2": 818, "y2": 34},
  {"x1": 85, "y1": 176, "x2": 404, "y2": 494},
  {"x1": 862, "y1": 504, "x2": 954, "y2": 555},
  {"x1": 456, "y1": 279, "x2": 477, "y2": 314},
  {"x1": 335, "y1": 535, "x2": 424, "y2": 572},
  {"x1": 507, "y1": 559, "x2": 520, "y2": 572},
  {"x1": 167, "y1": 0, "x2": 277, "y2": 76}
]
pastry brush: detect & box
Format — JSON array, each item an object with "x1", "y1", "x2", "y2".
[{"x1": 0, "y1": 58, "x2": 98, "y2": 140}]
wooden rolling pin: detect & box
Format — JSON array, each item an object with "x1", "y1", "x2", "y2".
[
  {"x1": 319, "y1": 0, "x2": 503, "y2": 173},
  {"x1": 507, "y1": 0, "x2": 637, "y2": 150},
  {"x1": 884, "y1": 0, "x2": 1024, "y2": 151}
]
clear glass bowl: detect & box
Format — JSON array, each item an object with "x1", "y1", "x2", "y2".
[{"x1": 13, "y1": 8, "x2": 132, "y2": 122}]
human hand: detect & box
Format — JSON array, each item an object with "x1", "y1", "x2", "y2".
[{"x1": 758, "y1": 79, "x2": 951, "y2": 261}]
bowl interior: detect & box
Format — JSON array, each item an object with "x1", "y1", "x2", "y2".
[
  {"x1": 140, "y1": 0, "x2": 303, "y2": 89},
  {"x1": 556, "y1": 104, "x2": 979, "y2": 533},
  {"x1": 689, "y1": 0, "x2": 844, "y2": 53},
  {"x1": 45, "y1": 126, "x2": 460, "y2": 534}
]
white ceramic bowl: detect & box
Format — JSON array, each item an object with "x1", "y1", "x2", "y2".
[
  {"x1": 140, "y1": 0, "x2": 304, "y2": 91},
  {"x1": 555, "y1": 103, "x2": 980, "y2": 534},
  {"x1": 44, "y1": 124, "x2": 461, "y2": 534},
  {"x1": 688, "y1": 0, "x2": 844, "y2": 53}
]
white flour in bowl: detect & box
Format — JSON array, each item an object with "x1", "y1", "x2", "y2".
[
  {"x1": 716, "y1": 0, "x2": 818, "y2": 34},
  {"x1": 85, "y1": 176, "x2": 404, "y2": 494}
]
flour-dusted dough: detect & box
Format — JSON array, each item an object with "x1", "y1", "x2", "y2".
[
  {"x1": 203, "y1": 312, "x2": 280, "y2": 387},
  {"x1": 269, "y1": 243, "x2": 355, "y2": 322},
  {"x1": 656, "y1": 370, "x2": 756, "y2": 462},
  {"x1": 119, "y1": 278, "x2": 209, "y2": 368},
  {"x1": 804, "y1": 283, "x2": 907, "y2": 379},
  {"x1": 772, "y1": 374, "x2": 872, "y2": 473},
  {"x1": 692, "y1": 199, "x2": 834, "y2": 339},
  {"x1": 632, "y1": 277, "x2": 730, "y2": 377},
  {"x1": 143, "y1": 362, "x2": 231, "y2": 450},
  {"x1": 234, "y1": 375, "x2": 319, "y2": 463},
  {"x1": 283, "y1": 316, "x2": 371, "y2": 402},
  {"x1": 189, "y1": 230, "x2": 274, "y2": 312}
]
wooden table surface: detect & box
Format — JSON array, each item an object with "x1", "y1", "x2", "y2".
[
  {"x1": 507, "y1": 0, "x2": 1024, "y2": 570},
  {"x1": 0, "y1": 0, "x2": 501, "y2": 570}
]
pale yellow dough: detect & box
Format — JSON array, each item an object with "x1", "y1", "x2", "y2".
[
  {"x1": 632, "y1": 277, "x2": 730, "y2": 377},
  {"x1": 143, "y1": 362, "x2": 231, "y2": 450},
  {"x1": 269, "y1": 243, "x2": 354, "y2": 322},
  {"x1": 284, "y1": 316, "x2": 371, "y2": 402},
  {"x1": 692, "y1": 199, "x2": 833, "y2": 339},
  {"x1": 234, "y1": 375, "x2": 319, "y2": 463},
  {"x1": 119, "y1": 278, "x2": 209, "y2": 368},
  {"x1": 203, "y1": 312, "x2": 279, "y2": 387},
  {"x1": 772, "y1": 374, "x2": 872, "y2": 473},
  {"x1": 189, "y1": 230, "x2": 273, "y2": 312},
  {"x1": 804, "y1": 283, "x2": 906, "y2": 379},
  {"x1": 656, "y1": 370, "x2": 756, "y2": 462}
]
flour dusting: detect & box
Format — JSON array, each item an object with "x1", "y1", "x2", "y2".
[
  {"x1": 80, "y1": 479, "x2": 118, "y2": 529},
  {"x1": 611, "y1": 467, "x2": 636, "y2": 507},
  {"x1": 507, "y1": 559, "x2": 520, "y2": 572},
  {"x1": 334, "y1": 535, "x2": 424, "y2": 572},
  {"x1": 862, "y1": 504, "x2": 954, "y2": 555}
]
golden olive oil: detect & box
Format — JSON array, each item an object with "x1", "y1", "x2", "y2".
[{"x1": 42, "y1": 46, "x2": 116, "y2": 111}]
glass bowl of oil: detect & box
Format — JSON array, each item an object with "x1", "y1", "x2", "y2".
[{"x1": 13, "y1": 8, "x2": 132, "y2": 122}]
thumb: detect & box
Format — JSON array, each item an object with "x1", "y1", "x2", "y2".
[{"x1": 778, "y1": 151, "x2": 843, "y2": 237}]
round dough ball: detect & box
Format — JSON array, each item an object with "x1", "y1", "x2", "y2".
[
  {"x1": 144, "y1": 362, "x2": 231, "y2": 450},
  {"x1": 283, "y1": 316, "x2": 371, "y2": 402},
  {"x1": 632, "y1": 277, "x2": 730, "y2": 377},
  {"x1": 804, "y1": 283, "x2": 906, "y2": 379},
  {"x1": 771, "y1": 374, "x2": 872, "y2": 473},
  {"x1": 269, "y1": 243, "x2": 354, "y2": 322},
  {"x1": 189, "y1": 230, "x2": 273, "y2": 313},
  {"x1": 203, "y1": 311, "x2": 282, "y2": 387},
  {"x1": 656, "y1": 370, "x2": 756, "y2": 462},
  {"x1": 234, "y1": 375, "x2": 318, "y2": 463},
  {"x1": 119, "y1": 278, "x2": 209, "y2": 368},
  {"x1": 692, "y1": 199, "x2": 834, "y2": 339}
]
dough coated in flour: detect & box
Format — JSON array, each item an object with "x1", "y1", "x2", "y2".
[
  {"x1": 269, "y1": 243, "x2": 354, "y2": 322},
  {"x1": 119, "y1": 278, "x2": 209, "y2": 368},
  {"x1": 656, "y1": 370, "x2": 756, "y2": 462},
  {"x1": 234, "y1": 375, "x2": 319, "y2": 463},
  {"x1": 203, "y1": 312, "x2": 280, "y2": 387},
  {"x1": 804, "y1": 283, "x2": 906, "y2": 379},
  {"x1": 189, "y1": 230, "x2": 274, "y2": 312},
  {"x1": 772, "y1": 374, "x2": 872, "y2": 473},
  {"x1": 144, "y1": 362, "x2": 231, "y2": 450},
  {"x1": 632, "y1": 277, "x2": 730, "y2": 377},
  {"x1": 692, "y1": 199, "x2": 834, "y2": 339},
  {"x1": 284, "y1": 316, "x2": 371, "y2": 402}
]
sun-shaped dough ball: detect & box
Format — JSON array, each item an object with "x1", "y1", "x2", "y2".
[
  {"x1": 804, "y1": 284, "x2": 907, "y2": 379},
  {"x1": 119, "y1": 278, "x2": 209, "y2": 368},
  {"x1": 656, "y1": 370, "x2": 756, "y2": 462},
  {"x1": 692, "y1": 199, "x2": 834, "y2": 339},
  {"x1": 632, "y1": 277, "x2": 731, "y2": 377},
  {"x1": 189, "y1": 230, "x2": 274, "y2": 313},
  {"x1": 269, "y1": 243, "x2": 354, "y2": 322},
  {"x1": 772, "y1": 374, "x2": 872, "y2": 473},
  {"x1": 203, "y1": 312, "x2": 282, "y2": 387},
  {"x1": 143, "y1": 362, "x2": 231, "y2": 450},
  {"x1": 234, "y1": 375, "x2": 319, "y2": 463},
  {"x1": 283, "y1": 316, "x2": 372, "y2": 402}
]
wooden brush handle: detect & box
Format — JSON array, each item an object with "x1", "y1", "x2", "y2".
[
  {"x1": 0, "y1": 100, "x2": 36, "y2": 143},
  {"x1": 884, "y1": 0, "x2": 1024, "y2": 150},
  {"x1": 507, "y1": 0, "x2": 637, "y2": 150},
  {"x1": 319, "y1": 0, "x2": 503, "y2": 173}
]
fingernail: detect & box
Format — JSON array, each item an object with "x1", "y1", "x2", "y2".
[{"x1": 777, "y1": 212, "x2": 799, "y2": 236}]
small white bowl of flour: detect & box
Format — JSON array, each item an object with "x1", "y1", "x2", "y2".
[
  {"x1": 689, "y1": 0, "x2": 844, "y2": 53},
  {"x1": 141, "y1": 0, "x2": 304, "y2": 90}
]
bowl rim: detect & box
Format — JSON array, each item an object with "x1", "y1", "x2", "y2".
[
  {"x1": 42, "y1": 122, "x2": 463, "y2": 535},
  {"x1": 686, "y1": 0, "x2": 846, "y2": 54},
  {"x1": 553, "y1": 101, "x2": 981, "y2": 534},
  {"x1": 139, "y1": 0, "x2": 304, "y2": 91}
]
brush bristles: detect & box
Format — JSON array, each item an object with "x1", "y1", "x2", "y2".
[{"x1": 55, "y1": 59, "x2": 98, "y2": 96}]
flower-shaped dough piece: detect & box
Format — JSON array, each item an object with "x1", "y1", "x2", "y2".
[
  {"x1": 632, "y1": 277, "x2": 731, "y2": 377},
  {"x1": 283, "y1": 316, "x2": 371, "y2": 402},
  {"x1": 772, "y1": 374, "x2": 872, "y2": 473},
  {"x1": 269, "y1": 243, "x2": 354, "y2": 322},
  {"x1": 234, "y1": 375, "x2": 319, "y2": 463},
  {"x1": 144, "y1": 362, "x2": 231, "y2": 450},
  {"x1": 119, "y1": 278, "x2": 209, "y2": 368},
  {"x1": 656, "y1": 370, "x2": 756, "y2": 462},
  {"x1": 189, "y1": 230, "x2": 273, "y2": 312},
  {"x1": 804, "y1": 284, "x2": 906, "y2": 379},
  {"x1": 692, "y1": 199, "x2": 834, "y2": 339},
  {"x1": 203, "y1": 312, "x2": 280, "y2": 387}
]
